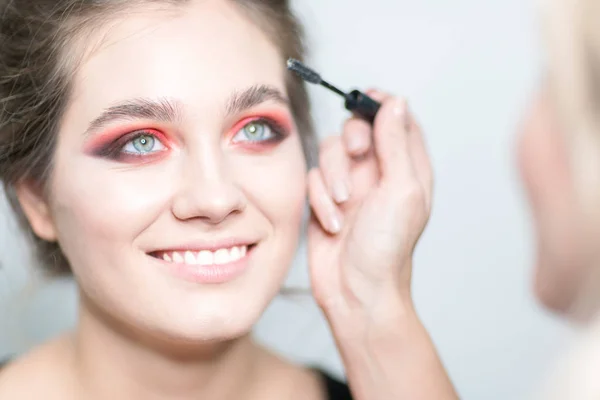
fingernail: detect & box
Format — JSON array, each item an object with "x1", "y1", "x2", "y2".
[
  {"x1": 332, "y1": 180, "x2": 350, "y2": 203},
  {"x1": 392, "y1": 99, "x2": 408, "y2": 118},
  {"x1": 330, "y1": 212, "x2": 343, "y2": 233}
]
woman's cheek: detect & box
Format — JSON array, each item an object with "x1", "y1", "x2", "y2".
[
  {"x1": 236, "y1": 152, "x2": 306, "y2": 215},
  {"x1": 53, "y1": 160, "x2": 177, "y2": 240}
]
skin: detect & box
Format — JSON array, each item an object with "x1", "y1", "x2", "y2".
[
  {"x1": 8, "y1": 0, "x2": 585, "y2": 399},
  {"x1": 0, "y1": 0, "x2": 457, "y2": 399},
  {"x1": 517, "y1": 86, "x2": 600, "y2": 318}
]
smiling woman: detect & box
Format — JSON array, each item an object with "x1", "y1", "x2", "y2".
[
  {"x1": 0, "y1": 0, "x2": 456, "y2": 399},
  {"x1": 0, "y1": 0, "x2": 335, "y2": 398}
]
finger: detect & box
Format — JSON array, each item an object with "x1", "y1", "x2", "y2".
[
  {"x1": 319, "y1": 136, "x2": 352, "y2": 204},
  {"x1": 372, "y1": 97, "x2": 415, "y2": 184},
  {"x1": 342, "y1": 117, "x2": 372, "y2": 157},
  {"x1": 365, "y1": 88, "x2": 392, "y2": 103},
  {"x1": 307, "y1": 168, "x2": 344, "y2": 234},
  {"x1": 407, "y1": 113, "x2": 434, "y2": 209}
]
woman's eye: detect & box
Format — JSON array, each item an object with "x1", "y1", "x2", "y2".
[
  {"x1": 122, "y1": 134, "x2": 166, "y2": 155},
  {"x1": 232, "y1": 120, "x2": 277, "y2": 143}
]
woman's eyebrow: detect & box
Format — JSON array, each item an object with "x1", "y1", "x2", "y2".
[
  {"x1": 84, "y1": 84, "x2": 289, "y2": 137},
  {"x1": 84, "y1": 97, "x2": 182, "y2": 137},
  {"x1": 225, "y1": 84, "x2": 289, "y2": 116}
]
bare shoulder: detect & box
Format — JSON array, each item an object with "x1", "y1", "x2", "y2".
[{"x1": 0, "y1": 335, "x2": 74, "y2": 400}]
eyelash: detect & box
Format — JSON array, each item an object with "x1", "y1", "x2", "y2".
[
  {"x1": 94, "y1": 130, "x2": 166, "y2": 160},
  {"x1": 95, "y1": 117, "x2": 288, "y2": 161}
]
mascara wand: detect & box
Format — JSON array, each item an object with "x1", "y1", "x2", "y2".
[{"x1": 287, "y1": 58, "x2": 381, "y2": 124}]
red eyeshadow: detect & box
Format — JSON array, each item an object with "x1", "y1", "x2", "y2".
[
  {"x1": 229, "y1": 109, "x2": 294, "y2": 136},
  {"x1": 83, "y1": 124, "x2": 171, "y2": 154}
]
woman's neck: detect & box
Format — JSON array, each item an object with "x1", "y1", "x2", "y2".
[{"x1": 70, "y1": 297, "x2": 267, "y2": 400}]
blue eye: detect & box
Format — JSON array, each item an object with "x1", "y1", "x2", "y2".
[
  {"x1": 232, "y1": 119, "x2": 283, "y2": 144},
  {"x1": 122, "y1": 133, "x2": 166, "y2": 154},
  {"x1": 244, "y1": 122, "x2": 268, "y2": 140}
]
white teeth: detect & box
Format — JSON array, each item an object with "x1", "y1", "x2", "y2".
[
  {"x1": 172, "y1": 252, "x2": 184, "y2": 264},
  {"x1": 184, "y1": 251, "x2": 197, "y2": 265},
  {"x1": 230, "y1": 246, "x2": 241, "y2": 261},
  {"x1": 161, "y1": 245, "x2": 249, "y2": 265},
  {"x1": 197, "y1": 250, "x2": 213, "y2": 266},
  {"x1": 214, "y1": 249, "x2": 229, "y2": 265}
]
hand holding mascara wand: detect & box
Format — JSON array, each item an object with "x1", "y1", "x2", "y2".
[
  {"x1": 287, "y1": 59, "x2": 457, "y2": 400},
  {"x1": 287, "y1": 58, "x2": 381, "y2": 125}
]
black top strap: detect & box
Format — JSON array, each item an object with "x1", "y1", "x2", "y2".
[{"x1": 318, "y1": 370, "x2": 353, "y2": 400}]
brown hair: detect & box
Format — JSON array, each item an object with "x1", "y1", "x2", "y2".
[{"x1": 0, "y1": 0, "x2": 317, "y2": 276}]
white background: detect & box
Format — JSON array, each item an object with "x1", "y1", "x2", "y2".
[{"x1": 0, "y1": 1, "x2": 573, "y2": 399}]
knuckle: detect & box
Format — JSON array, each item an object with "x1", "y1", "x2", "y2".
[{"x1": 400, "y1": 182, "x2": 425, "y2": 208}]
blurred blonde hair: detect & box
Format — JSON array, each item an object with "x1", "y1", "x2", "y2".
[
  {"x1": 540, "y1": 0, "x2": 600, "y2": 317},
  {"x1": 536, "y1": 0, "x2": 600, "y2": 398},
  {"x1": 541, "y1": 0, "x2": 600, "y2": 210}
]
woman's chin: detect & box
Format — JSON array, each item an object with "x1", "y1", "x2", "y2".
[
  {"x1": 123, "y1": 316, "x2": 259, "y2": 358},
  {"x1": 152, "y1": 310, "x2": 260, "y2": 343}
]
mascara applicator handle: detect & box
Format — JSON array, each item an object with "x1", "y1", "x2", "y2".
[{"x1": 345, "y1": 90, "x2": 382, "y2": 125}]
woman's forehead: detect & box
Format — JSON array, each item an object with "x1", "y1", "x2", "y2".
[{"x1": 66, "y1": 0, "x2": 287, "y2": 128}]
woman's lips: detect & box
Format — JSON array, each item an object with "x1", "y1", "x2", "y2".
[{"x1": 150, "y1": 244, "x2": 256, "y2": 284}]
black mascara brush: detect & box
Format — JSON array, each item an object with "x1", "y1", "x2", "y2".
[{"x1": 287, "y1": 58, "x2": 381, "y2": 124}]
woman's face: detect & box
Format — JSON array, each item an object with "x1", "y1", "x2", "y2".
[
  {"x1": 517, "y1": 85, "x2": 600, "y2": 316},
  {"x1": 40, "y1": 1, "x2": 307, "y2": 341}
]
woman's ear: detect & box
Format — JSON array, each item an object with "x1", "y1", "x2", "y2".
[{"x1": 15, "y1": 180, "x2": 57, "y2": 242}]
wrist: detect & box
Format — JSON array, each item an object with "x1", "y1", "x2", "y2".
[
  {"x1": 325, "y1": 285, "x2": 420, "y2": 349},
  {"x1": 330, "y1": 293, "x2": 441, "y2": 400},
  {"x1": 324, "y1": 285, "x2": 458, "y2": 400}
]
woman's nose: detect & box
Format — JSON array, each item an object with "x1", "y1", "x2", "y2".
[{"x1": 171, "y1": 153, "x2": 246, "y2": 225}]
